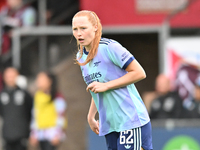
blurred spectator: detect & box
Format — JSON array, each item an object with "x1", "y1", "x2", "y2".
[
  {"x1": 30, "y1": 72, "x2": 67, "y2": 150},
  {"x1": 181, "y1": 75, "x2": 200, "y2": 118},
  {"x1": 0, "y1": 67, "x2": 33, "y2": 150},
  {"x1": 0, "y1": 0, "x2": 36, "y2": 55},
  {"x1": 175, "y1": 63, "x2": 200, "y2": 110},
  {"x1": 143, "y1": 74, "x2": 183, "y2": 119}
]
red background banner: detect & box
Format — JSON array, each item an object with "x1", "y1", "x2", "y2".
[{"x1": 80, "y1": 0, "x2": 200, "y2": 27}]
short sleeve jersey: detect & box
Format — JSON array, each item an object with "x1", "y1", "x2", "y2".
[{"x1": 77, "y1": 38, "x2": 150, "y2": 136}]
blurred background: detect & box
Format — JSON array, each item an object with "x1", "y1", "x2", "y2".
[{"x1": 0, "y1": 0, "x2": 200, "y2": 150}]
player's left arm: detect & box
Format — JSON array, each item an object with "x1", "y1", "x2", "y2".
[
  {"x1": 87, "y1": 59, "x2": 146, "y2": 93},
  {"x1": 87, "y1": 98, "x2": 99, "y2": 134}
]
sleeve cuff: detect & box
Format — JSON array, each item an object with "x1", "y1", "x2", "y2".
[{"x1": 122, "y1": 57, "x2": 135, "y2": 70}]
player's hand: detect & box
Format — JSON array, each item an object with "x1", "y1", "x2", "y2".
[
  {"x1": 86, "y1": 81, "x2": 108, "y2": 93},
  {"x1": 51, "y1": 136, "x2": 60, "y2": 146},
  {"x1": 88, "y1": 118, "x2": 99, "y2": 135},
  {"x1": 29, "y1": 136, "x2": 38, "y2": 147}
]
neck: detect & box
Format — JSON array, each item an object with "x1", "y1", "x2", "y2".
[
  {"x1": 84, "y1": 40, "x2": 93, "y2": 52},
  {"x1": 39, "y1": 88, "x2": 50, "y2": 94},
  {"x1": 11, "y1": 3, "x2": 23, "y2": 11},
  {"x1": 6, "y1": 85, "x2": 17, "y2": 90},
  {"x1": 85, "y1": 45, "x2": 91, "y2": 52}
]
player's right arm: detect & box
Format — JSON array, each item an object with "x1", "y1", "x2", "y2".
[{"x1": 87, "y1": 98, "x2": 99, "y2": 134}]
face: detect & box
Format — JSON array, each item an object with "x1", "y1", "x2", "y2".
[
  {"x1": 72, "y1": 16, "x2": 97, "y2": 51},
  {"x1": 36, "y1": 73, "x2": 51, "y2": 92},
  {"x1": 3, "y1": 68, "x2": 18, "y2": 87},
  {"x1": 7, "y1": 0, "x2": 22, "y2": 9},
  {"x1": 155, "y1": 75, "x2": 170, "y2": 94}
]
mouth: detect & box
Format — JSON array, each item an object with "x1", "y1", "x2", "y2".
[{"x1": 78, "y1": 38, "x2": 84, "y2": 43}]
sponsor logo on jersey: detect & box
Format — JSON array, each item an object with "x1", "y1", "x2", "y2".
[
  {"x1": 84, "y1": 72, "x2": 102, "y2": 85},
  {"x1": 121, "y1": 52, "x2": 129, "y2": 61}
]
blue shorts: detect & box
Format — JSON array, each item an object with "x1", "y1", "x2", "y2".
[{"x1": 105, "y1": 122, "x2": 153, "y2": 150}]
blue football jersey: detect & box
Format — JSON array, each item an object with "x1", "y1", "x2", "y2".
[{"x1": 77, "y1": 38, "x2": 150, "y2": 136}]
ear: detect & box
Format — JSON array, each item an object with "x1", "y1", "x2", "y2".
[{"x1": 94, "y1": 24, "x2": 98, "y2": 32}]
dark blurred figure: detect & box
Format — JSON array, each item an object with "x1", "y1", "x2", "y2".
[
  {"x1": 0, "y1": 70, "x2": 3, "y2": 91},
  {"x1": 147, "y1": 74, "x2": 183, "y2": 119},
  {"x1": 0, "y1": 0, "x2": 36, "y2": 55},
  {"x1": 30, "y1": 72, "x2": 67, "y2": 150},
  {"x1": 46, "y1": 0, "x2": 78, "y2": 25},
  {"x1": 175, "y1": 63, "x2": 200, "y2": 110},
  {"x1": 0, "y1": 67, "x2": 33, "y2": 150}
]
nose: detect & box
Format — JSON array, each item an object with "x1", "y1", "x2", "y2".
[{"x1": 77, "y1": 29, "x2": 82, "y2": 36}]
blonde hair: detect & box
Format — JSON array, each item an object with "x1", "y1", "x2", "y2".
[{"x1": 73, "y1": 10, "x2": 102, "y2": 66}]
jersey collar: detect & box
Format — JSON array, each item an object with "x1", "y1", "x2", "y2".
[{"x1": 83, "y1": 47, "x2": 89, "y2": 55}]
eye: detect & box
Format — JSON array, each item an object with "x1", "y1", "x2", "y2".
[{"x1": 73, "y1": 28, "x2": 77, "y2": 31}]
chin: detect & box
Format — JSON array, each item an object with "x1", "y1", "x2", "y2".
[{"x1": 81, "y1": 43, "x2": 87, "y2": 46}]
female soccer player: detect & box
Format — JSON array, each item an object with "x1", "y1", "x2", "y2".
[{"x1": 72, "y1": 10, "x2": 153, "y2": 150}]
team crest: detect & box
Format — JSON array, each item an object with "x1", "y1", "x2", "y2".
[
  {"x1": 14, "y1": 90, "x2": 25, "y2": 105},
  {"x1": 93, "y1": 61, "x2": 101, "y2": 67},
  {"x1": 1, "y1": 92, "x2": 10, "y2": 105}
]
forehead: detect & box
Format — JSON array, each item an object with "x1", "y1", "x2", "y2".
[
  {"x1": 37, "y1": 73, "x2": 48, "y2": 79},
  {"x1": 72, "y1": 16, "x2": 92, "y2": 27},
  {"x1": 4, "y1": 68, "x2": 18, "y2": 76}
]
